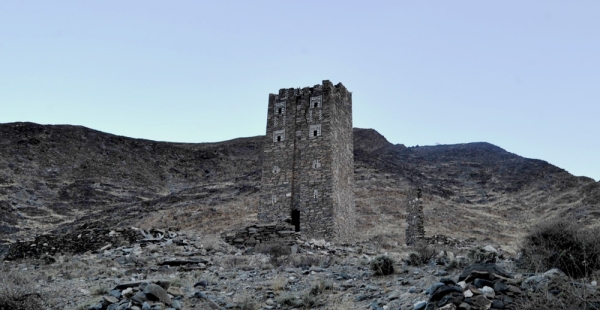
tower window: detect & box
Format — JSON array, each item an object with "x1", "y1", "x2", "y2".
[
  {"x1": 273, "y1": 129, "x2": 285, "y2": 142},
  {"x1": 275, "y1": 102, "x2": 286, "y2": 114},
  {"x1": 310, "y1": 95, "x2": 322, "y2": 109},
  {"x1": 309, "y1": 124, "x2": 321, "y2": 139}
]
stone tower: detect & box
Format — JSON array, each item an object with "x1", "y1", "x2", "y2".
[{"x1": 259, "y1": 80, "x2": 355, "y2": 240}]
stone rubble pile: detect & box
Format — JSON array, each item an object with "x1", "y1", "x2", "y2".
[
  {"x1": 220, "y1": 223, "x2": 301, "y2": 247},
  {"x1": 415, "y1": 263, "x2": 522, "y2": 310},
  {"x1": 87, "y1": 280, "x2": 183, "y2": 310},
  {"x1": 3, "y1": 226, "x2": 142, "y2": 260},
  {"x1": 5, "y1": 224, "x2": 600, "y2": 310},
  {"x1": 425, "y1": 234, "x2": 477, "y2": 248}
]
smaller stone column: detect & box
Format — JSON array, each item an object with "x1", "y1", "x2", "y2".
[{"x1": 405, "y1": 188, "x2": 425, "y2": 246}]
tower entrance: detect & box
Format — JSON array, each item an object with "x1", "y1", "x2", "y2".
[{"x1": 291, "y1": 209, "x2": 300, "y2": 232}]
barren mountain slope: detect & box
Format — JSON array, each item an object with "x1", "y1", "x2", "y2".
[{"x1": 1, "y1": 122, "x2": 599, "y2": 250}]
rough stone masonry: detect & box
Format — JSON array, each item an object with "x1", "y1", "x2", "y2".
[
  {"x1": 405, "y1": 188, "x2": 425, "y2": 246},
  {"x1": 258, "y1": 80, "x2": 356, "y2": 240}
]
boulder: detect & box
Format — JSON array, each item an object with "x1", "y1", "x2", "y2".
[
  {"x1": 458, "y1": 263, "x2": 512, "y2": 282},
  {"x1": 143, "y1": 283, "x2": 172, "y2": 305}
]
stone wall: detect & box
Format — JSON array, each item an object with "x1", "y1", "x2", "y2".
[
  {"x1": 405, "y1": 188, "x2": 425, "y2": 245},
  {"x1": 258, "y1": 81, "x2": 355, "y2": 239},
  {"x1": 221, "y1": 223, "x2": 300, "y2": 247}
]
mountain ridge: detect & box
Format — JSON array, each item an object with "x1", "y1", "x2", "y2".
[{"x1": 1, "y1": 122, "x2": 598, "y2": 248}]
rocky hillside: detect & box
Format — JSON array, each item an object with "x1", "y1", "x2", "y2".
[{"x1": 1, "y1": 122, "x2": 599, "y2": 248}]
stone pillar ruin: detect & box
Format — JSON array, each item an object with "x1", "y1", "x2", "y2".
[{"x1": 405, "y1": 188, "x2": 425, "y2": 246}]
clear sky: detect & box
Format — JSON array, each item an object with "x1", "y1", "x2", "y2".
[{"x1": 1, "y1": 1, "x2": 599, "y2": 181}]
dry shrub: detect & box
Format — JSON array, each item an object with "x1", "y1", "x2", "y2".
[
  {"x1": 254, "y1": 242, "x2": 290, "y2": 267},
  {"x1": 289, "y1": 254, "x2": 322, "y2": 269},
  {"x1": 468, "y1": 245, "x2": 498, "y2": 263},
  {"x1": 275, "y1": 292, "x2": 322, "y2": 310},
  {"x1": 0, "y1": 268, "x2": 58, "y2": 310},
  {"x1": 309, "y1": 277, "x2": 333, "y2": 296},
  {"x1": 234, "y1": 291, "x2": 258, "y2": 310},
  {"x1": 223, "y1": 255, "x2": 250, "y2": 268},
  {"x1": 270, "y1": 275, "x2": 288, "y2": 292},
  {"x1": 516, "y1": 280, "x2": 600, "y2": 310},
  {"x1": 406, "y1": 241, "x2": 437, "y2": 266},
  {"x1": 370, "y1": 255, "x2": 395, "y2": 276},
  {"x1": 368, "y1": 233, "x2": 401, "y2": 250},
  {"x1": 519, "y1": 218, "x2": 600, "y2": 278},
  {"x1": 200, "y1": 235, "x2": 228, "y2": 253}
]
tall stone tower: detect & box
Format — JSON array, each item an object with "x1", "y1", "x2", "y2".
[{"x1": 259, "y1": 80, "x2": 355, "y2": 240}]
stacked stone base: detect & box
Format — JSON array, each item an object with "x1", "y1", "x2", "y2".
[
  {"x1": 406, "y1": 189, "x2": 425, "y2": 246},
  {"x1": 221, "y1": 223, "x2": 301, "y2": 248}
]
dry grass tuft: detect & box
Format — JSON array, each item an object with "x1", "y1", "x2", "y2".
[
  {"x1": 519, "y1": 218, "x2": 600, "y2": 278},
  {"x1": 271, "y1": 275, "x2": 288, "y2": 292},
  {"x1": 255, "y1": 242, "x2": 291, "y2": 267},
  {"x1": 135, "y1": 194, "x2": 259, "y2": 233},
  {"x1": 0, "y1": 267, "x2": 59, "y2": 310},
  {"x1": 406, "y1": 241, "x2": 437, "y2": 266},
  {"x1": 516, "y1": 279, "x2": 600, "y2": 310}
]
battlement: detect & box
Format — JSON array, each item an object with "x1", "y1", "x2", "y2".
[
  {"x1": 270, "y1": 80, "x2": 350, "y2": 100},
  {"x1": 260, "y1": 80, "x2": 355, "y2": 240}
]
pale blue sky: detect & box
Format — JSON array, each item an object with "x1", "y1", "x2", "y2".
[{"x1": 1, "y1": 1, "x2": 599, "y2": 181}]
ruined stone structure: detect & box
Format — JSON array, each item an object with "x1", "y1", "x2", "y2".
[
  {"x1": 258, "y1": 80, "x2": 355, "y2": 240},
  {"x1": 405, "y1": 188, "x2": 425, "y2": 245},
  {"x1": 221, "y1": 223, "x2": 300, "y2": 248}
]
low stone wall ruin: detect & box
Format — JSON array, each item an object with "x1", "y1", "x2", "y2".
[{"x1": 221, "y1": 223, "x2": 301, "y2": 247}]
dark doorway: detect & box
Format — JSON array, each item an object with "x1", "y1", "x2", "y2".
[{"x1": 291, "y1": 209, "x2": 300, "y2": 232}]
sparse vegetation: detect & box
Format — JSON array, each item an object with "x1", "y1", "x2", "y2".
[
  {"x1": 406, "y1": 241, "x2": 437, "y2": 266},
  {"x1": 271, "y1": 275, "x2": 288, "y2": 292},
  {"x1": 519, "y1": 218, "x2": 600, "y2": 278},
  {"x1": 309, "y1": 277, "x2": 334, "y2": 296},
  {"x1": 516, "y1": 278, "x2": 600, "y2": 310},
  {"x1": 468, "y1": 245, "x2": 498, "y2": 263},
  {"x1": 370, "y1": 255, "x2": 395, "y2": 275},
  {"x1": 0, "y1": 268, "x2": 57, "y2": 310},
  {"x1": 255, "y1": 242, "x2": 291, "y2": 267},
  {"x1": 224, "y1": 255, "x2": 251, "y2": 268},
  {"x1": 275, "y1": 292, "x2": 323, "y2": 310},
  {"x1": 90, "y1": 282, "x2": 111, "y2": 296},
  {"x1": 289, "y1": 254, "x2": 322, "y2": 269},
  {"x1": 235, "y1": 292, "x2": 258, "y2": 310}
]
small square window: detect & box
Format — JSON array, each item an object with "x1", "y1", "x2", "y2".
[
  {"x1": 310, "y1": 96, "x2": 322, "y2": 109},
  {"x1": 309, "y1": 124, "x2": 321, "y2": 139},
  {"x1": 273, "y1": 129, "x2": 285, "y2": 142}
]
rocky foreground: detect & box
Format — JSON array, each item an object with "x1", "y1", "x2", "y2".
[
  {"x1": 2, "y1": 226, "x2": 599, "y2": 310},
  {"x1": 2, "y1": 122, "x2": 600, "y2": 309}
]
